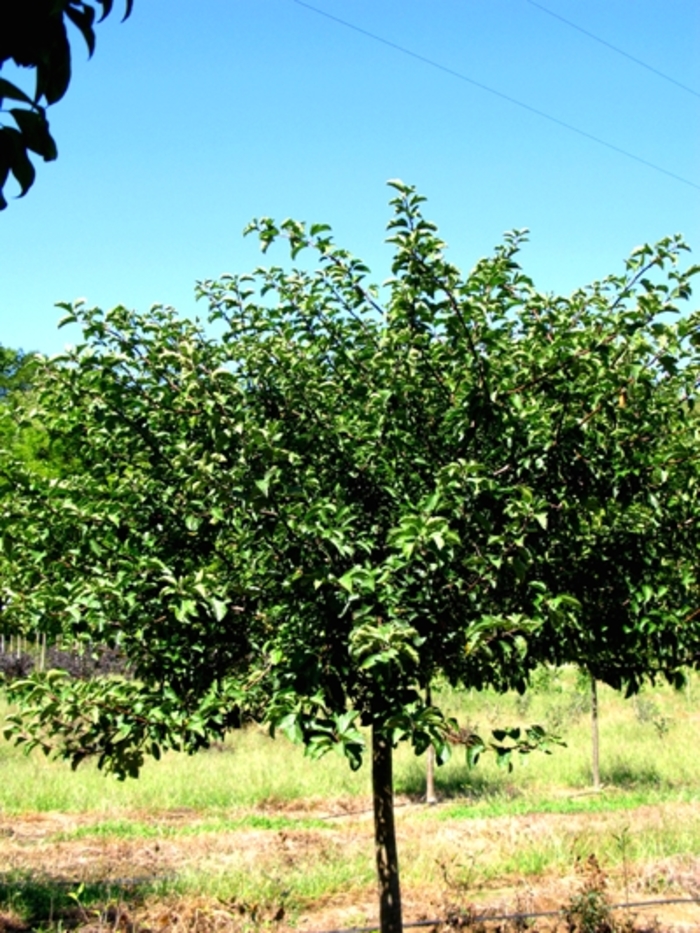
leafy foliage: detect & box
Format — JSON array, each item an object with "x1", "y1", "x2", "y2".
[
  {"x1": 0, "y1": 345, "x2": 37, "y2": 397},
  {"x1": 507, "y1": 239, "x2": 700, "y2": 693},
  {"x1": 1, "y1": 181, "x2": 699, "y2": 933},
  {"x1": 0, "y1": 345, "x2": 72, "y2": 492},
  {"x1": 2, "y1": 183, "x2": 700, "y2": 776},
  {"x1": 0, "y1": 1, "x2": 133, "y2": 208}
]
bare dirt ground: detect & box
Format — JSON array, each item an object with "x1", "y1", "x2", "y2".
[{"x1": 1, "y1": 799, "x2": 700, "y2": 932}]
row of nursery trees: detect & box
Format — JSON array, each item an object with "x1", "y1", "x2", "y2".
[{"x1": 1, "y1": 182, "x2": 700, "y2": 933}]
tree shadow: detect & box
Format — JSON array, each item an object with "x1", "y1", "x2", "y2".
[
  {"x1": 395, "y1": 760, "x2": 512, "y2": 801},
  {"x1": 597, "y1": 761, "x2": 668, "y2": 790},
  {"x1": 0, "y1": 872, "x2": 155, "y2": 930}
]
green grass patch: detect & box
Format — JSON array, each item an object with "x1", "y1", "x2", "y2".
[
  {"x1": 165, "y1": 852, "x2": 376, "y2": 908},
  {"x1": 0, "y1": 718, "x2": 372, "y2": 814},
  {"x1": 52, "y1": 812, "x2": 330, "y2": 842},
  {"x1": 2, "y1": 668, "x2": 699, "y2": 817},
  {"x1": 0, "y1": 872, "x2": 155, "y2": 928},
  {"x1": 438, "y1": 787, "x2": 700, "y2": 822}
]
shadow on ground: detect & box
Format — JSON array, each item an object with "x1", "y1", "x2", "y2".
[
  {"x1": 395, "y1": 761, "x2": 512, "y2": 801},
  {"x1": 0, "y1": 872, "x2": 155, "y2": 931},
  {"x1": 598, "y1": 760, "x2": 669, "y2": 790}
]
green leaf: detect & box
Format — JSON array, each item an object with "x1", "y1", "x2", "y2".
[
  {"x1": 65, "y1": 4, "x2": 97, "y2": 57},
  {"x1": 211, "y1": 598, "x2": 227, "y2": 622},
  {"x1": 0, "y1": 79, "x2": 34, "y2": 107},
  {"x1": 10, "y1": 109, "x2": 57, "y2": 161},
  {"x1": 466, "y1": 744, "x2": 482, "y2": 769},
  {"x1": 1, "y1": 127, "x2": 36, "y2": 196}
]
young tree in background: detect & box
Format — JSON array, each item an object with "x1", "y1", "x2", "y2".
[
  {"x1": 516, "y1": 247, "x2": 700, "y2": 787},
  {"x1": 2, "y1": 183, "x2": 699, "y2": 933}
]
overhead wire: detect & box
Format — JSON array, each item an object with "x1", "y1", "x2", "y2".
[
  {"x1": 291, "y1": 0, "x2": 700, "y2": 193},
  {"x1": 524, "y1": 0, "x2": 700, "y2": 100}
]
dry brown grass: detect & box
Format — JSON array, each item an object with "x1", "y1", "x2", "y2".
[
  {"x1": 4, "y1": 673, "x2": 700, "y2": 930},
  {"x1": 2, "y1": 799, "x2": 700, "y2": 933}
]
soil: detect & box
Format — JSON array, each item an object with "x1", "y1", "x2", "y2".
[{"x1": 1, "y1": 799, "x2": 699, "y2": 933}]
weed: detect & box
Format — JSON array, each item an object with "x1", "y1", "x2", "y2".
[
  {"x1": 632, "y1": 696, "x2": 673, "y2": 739},
  {"x1": 612, "y1": 825, "x2": 632, "y2": 905},
  {"x1": 633, "y1": 696, "x2": 673, "y2": 739},
  {"x1": 0, "y1": 873, "x2": 148, "y2": 931},
  {"x1": 652, "y1": 717, "x2": 672, "y2": 740},
  {"x1": 438, "y1": 852, "x2": 484, "y2": 900},
  {"x1": 632, "y1": 696, "x2": 659, "y2": 725},
  {"x1": 564, "y1": 855, "x2": 614, "y2": 933},
  {"x1": 564, "y1": 855, "x2": 636, "y2": 933}
]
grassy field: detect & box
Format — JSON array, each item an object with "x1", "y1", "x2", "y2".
[{"x1": 2, "y1": 668, "x2": 700, "y2": 931}]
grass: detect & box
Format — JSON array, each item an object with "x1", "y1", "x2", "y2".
[
  {"x1": 52, "y1": 813, "x2": 331, "y2": 841},
  {"x1": 2, "y1": 667, "x2": 700, "y2": 931},
  {"x1": 2, "y1": 669, "x2": 699, "y2": 815},
  {"x1": 0, "y1": 719, "x2": 373, "y2": 814},
  {"x1": 0, "y1": 874, "x2": 155, "y2": 928}
]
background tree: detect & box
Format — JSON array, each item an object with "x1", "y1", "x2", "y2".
[
  {"x1": 0, "y1": 344, "x2": 70, "y2": 476},
  {"x1": 2, "y1": 183, "x2": 700, "y2": 933},
  {"x1": 512, "y1": 247, "x2": 700, "y2": 786},
  {"x1": 0, "y1": 344, "x2": 57, "y2": 661},
  {"x1": 0, "y1": 1, "x2": 133, "y2": 209},
  {"x1": 0, "y1": 344, "x2": 38, "y2": 396}
]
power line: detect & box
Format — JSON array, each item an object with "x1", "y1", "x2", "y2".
[
  {"x1": 291, "y1": 0, "x2": 700, "y2": 193},
  {"x1": 524, "y1": 0, "x2": 700, "y2": 100}
]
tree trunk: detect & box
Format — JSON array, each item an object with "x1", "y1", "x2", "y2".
[
  {"x1": 425, "y1": 744, "x2": 437, "y2": 805},
  {"x1": 590, "y1": 674, "x2": 601, "y2": 790},
  {"x1": 372, "y1": 726, "x2": 403, "y2": 933},
  {"x1": 425, "y1": 685, "x2": 437, "y2": 804}
]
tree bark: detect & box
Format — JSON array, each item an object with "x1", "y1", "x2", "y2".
[
  {"x1": 425, "y1": 744, "x2": 437, "y2": 805},
  {"x1": 591, "y1": 674, "x2": 601, "y2": 790},
  {"x1": 372, "y1": 726, "x2": 403, "y2": 933},
  {"x1": 425, "y1": 685, "x2": 437, "y2": 805}
]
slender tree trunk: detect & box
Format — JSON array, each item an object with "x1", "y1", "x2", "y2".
[
  {"x1": 425, "y1": 685, "x2": 437, "y2": 805},
  {"x1": 590, "y1": 674, "x2": 601, "y2": 790},
  {"x1": 425, "y1": 744, "x2": 437, "y2": 805},
  {"x1": 372, "y1": 726, "x2": 403, "y2": 933}
]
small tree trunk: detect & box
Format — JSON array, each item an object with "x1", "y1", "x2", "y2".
[
  {"x1": 372, "y1": 726, "x2": 403, "y2": 933},
  {"x1": 425, "y1": 744, "x2": 437, "y2": 805},
  {"x1": 425, "y1": 685, "x2": 437, "y2": 804},
  {"x1": 591, "y1": 674, "x2": 601, "y2": 790}
]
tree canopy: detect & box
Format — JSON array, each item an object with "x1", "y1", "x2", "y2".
[
  {"x1": 2, "y1": 183, "x2": 699, "y2": 933},
  {"x1": 0, "y1": 1, "x2": 133, "y2": 209},
  {"x1": 0, "y1": 345, "x2": 37, "y2": 397},
  {"x1": 0, "y1": 344, "x2": 71, "y2": 477},
  {"x1": 506, "y1": 240, "x2": 700, "y2": 690}
]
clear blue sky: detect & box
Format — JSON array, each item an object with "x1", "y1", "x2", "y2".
[{"x1": 1, "y1": 0, "x2": 699, "y2": 356}]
